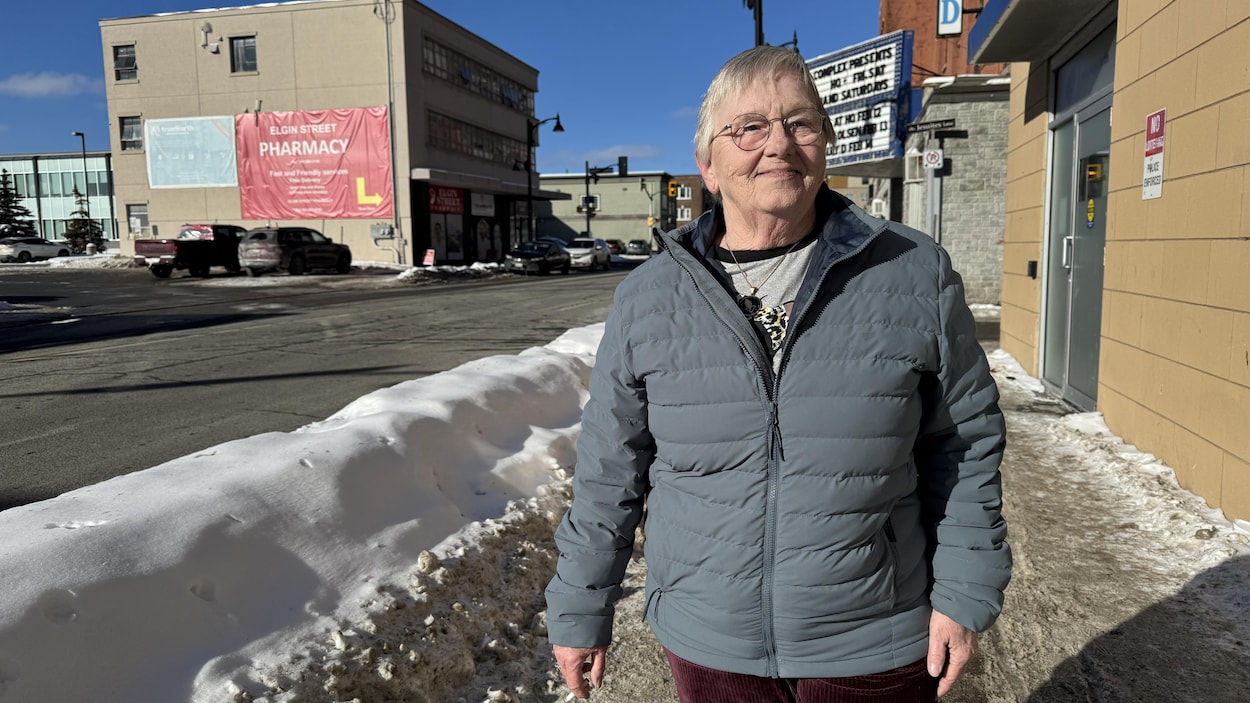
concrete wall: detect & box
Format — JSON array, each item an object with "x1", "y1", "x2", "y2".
[{"x1": 907, "y1": 91, "x2": 1009, "y2": 304}]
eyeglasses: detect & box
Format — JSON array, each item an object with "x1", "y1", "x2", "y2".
[{"x1": 713, "y1": 108, "x2": 826, "y2": 151}]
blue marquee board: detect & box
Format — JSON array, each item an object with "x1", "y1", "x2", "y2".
[{"x1": 807, "y1": 30, "x2": 914, "y2": 170}]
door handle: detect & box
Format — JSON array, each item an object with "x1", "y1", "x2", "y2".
[{"x1": 1062, "y1": 235, "x2": 1074, "y2": 269}]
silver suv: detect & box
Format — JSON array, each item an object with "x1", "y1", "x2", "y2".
[{"x1": 565, "y1": 237, "x2": 611, "y2": 272}]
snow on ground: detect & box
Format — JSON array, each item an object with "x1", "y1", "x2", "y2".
[{"x1": 1, "y1": 258, "x2": 1246, "y2": 702}]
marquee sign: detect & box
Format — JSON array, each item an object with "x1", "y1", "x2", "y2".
[{"x1": 808, "y1": 30, "x2": 914, "y2": 170}]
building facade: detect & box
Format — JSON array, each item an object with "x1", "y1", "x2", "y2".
[
  {"x1": 973, "y1": 0, "x2": 1250, "y2": 521},
  {"x1": 99, "y1": 0, "x2": 565, "y2": 266},
  {"x1": 900, "y1": 75, "x2": 1010, "y2": 304},
  {"x1": 537, "y1": 171, "x2": 675, "y2": 244},
  {"x1": 0, "y1": 152, "x2": 117, "y2": 242}
]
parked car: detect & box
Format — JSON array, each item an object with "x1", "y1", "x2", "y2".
[
  {"x1": 565, "y1": 237, "x2": 611, "y2": 272},
  {"x1": 0, "y1": 236, "x2": 70, "y2": 263},
  {"x1": 238, "y1": 226, "x2": 352, "y2": 276},
  {"x1": 504, "y1": 240, "x2": 570, "y2": 275},
  {"x1": 626, "y1": 239, "x2": 651, "y2": 255},
  {"x1": 604, "y1": 239, "x2": 624, "y2": 256},
  {"x1": 134, "y1": 223, "x2": 246, "y2": 278}
]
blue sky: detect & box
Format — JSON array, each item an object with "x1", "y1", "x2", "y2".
[{"x1": 0, "y1": 0, "x2": 879, "y2": 175}]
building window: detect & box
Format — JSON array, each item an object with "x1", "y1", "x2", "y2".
[
  {"x1": 230, "y1": 36, "x2": 257, "y2": 73},
  {"x1": 120, "y1": 116, "x2": 143, "y2": 151},
  {"x1": 422, "y1": 38, "x2": 533, "y2": 115},
  {"x1": 427, "y1": 111, "x2": 526, "y2": 168},
  {"x1": 676, "y1": 184, "x2": 693, "y2": 200},
  {"x1": 113, "y1": 44, "x2": 137, "y2": 81},
  {"x1": 126, "y1": 204, "x2": 149, "y2": 236},
  {"x1": 677, "y1": 206, "x2": 692, "y2": 220},
  {"x1": 578, "y1": 194, "x2": 601, "y2": 211}
]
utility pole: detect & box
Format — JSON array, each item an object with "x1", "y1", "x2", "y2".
[
  {"x1": 583, "y1": 162, "x2": 616, "y2": 238},
  {"x1": 744, "y1": 0, "x2": 764, "y2": 47}
]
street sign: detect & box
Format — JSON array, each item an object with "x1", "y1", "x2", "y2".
[
  {"x1": 923, "y1": 148, "x2": 944, "y2": 170},
  {"x1": 907, "y1": 119, "x2": 956, "y2": 134}
]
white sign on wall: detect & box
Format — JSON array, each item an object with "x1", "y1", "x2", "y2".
[
  {"x1": 938, "y1": 0, "x2": 964, "y2": 36},
  {"x1": 1142, "y1": 108, "x2": 1166, "y2": 200}
]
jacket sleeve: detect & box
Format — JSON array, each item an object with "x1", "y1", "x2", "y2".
[
  {"x1": 915, "y1": 248, "x2": 1012, "y2": 633},
  {"x1": 545, "y1": 303, "x2": 653, "y2": 648}
]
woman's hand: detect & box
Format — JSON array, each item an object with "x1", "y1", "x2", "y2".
[
  {"x1": 927, "y1": 610, "x2": 978, "y2": 697},
  {"x1": 553, "y1": 645, "x2": 609, "y2": 699}
]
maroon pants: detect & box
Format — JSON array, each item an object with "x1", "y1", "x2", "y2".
[{"x1": 664, "y1": 649, "x2": 939, "y2": 703}]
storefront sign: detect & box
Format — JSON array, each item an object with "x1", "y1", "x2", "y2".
[
  {"x1": 938, "y1": 0, "x2": 963, "y2": 36},
  {"x1": 808, "y1": 31, "x2": 913, "y2": 170},
  {"x1": 1142, "y1": 108, "x2": 1166, "y2": 200},
  {"x1": 236, "y1": 106, "x2": 393, "y2": 219},
  {"x1": 470, "y1": 192, "x2": 495, "y2": 216},
  {"x1": 430, "y1": 185, "x2": 465, "y2": 214}
]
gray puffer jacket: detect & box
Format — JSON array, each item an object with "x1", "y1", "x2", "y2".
[{"x1": 546, "y1": 185, "x2": 1010, "y2": 679}]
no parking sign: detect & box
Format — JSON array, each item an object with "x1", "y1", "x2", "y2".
[{"x1": 923, "y1": 148, "x2": 944, "y2": 170}]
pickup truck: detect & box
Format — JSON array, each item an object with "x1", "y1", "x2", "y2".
[{"x1": 134, "y1": 224, "x2": 246, "y2": 278}]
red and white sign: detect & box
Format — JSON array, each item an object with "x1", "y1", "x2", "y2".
[
  {"x1": 1142, "y1": 108, "x2": 1166, "y2": 200},
  {"x1": 429, "y1": 185, "x2": 465, "y2": 214},
  {"x1": 923, "y1": 148, "x2": 944, "y2": 170},
  {"x1": 236, "y1": 106, "x2": 393, "y2": 219}
]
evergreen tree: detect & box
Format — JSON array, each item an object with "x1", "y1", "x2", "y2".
[
  {"x1": 0, "y1": 169, "x2": 36, "y2": 234},
  {"x1": 63, "y1": 186, "x2": 104, "y2": 253}
]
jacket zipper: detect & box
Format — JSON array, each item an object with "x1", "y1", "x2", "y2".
[{"x1": 664, "y1": 223, "x2": 888, "y2": 678}]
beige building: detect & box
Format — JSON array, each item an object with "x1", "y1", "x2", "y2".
[
  {"x1": 537, "y1": 170, "x2": 676, "y2": 244},
  {"x1": 99, "y1": 0, "x2": 565, "y2": 265},
  {"x1": 973, "y1": 0, "x2": 1250, "y2": 521}
]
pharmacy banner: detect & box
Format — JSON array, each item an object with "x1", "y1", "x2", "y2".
[{"x1": 236, "y1": 106, "x2": 393, "y2": 219}]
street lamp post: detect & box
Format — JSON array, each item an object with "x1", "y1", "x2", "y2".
[
  {"x1": 70, "y1": 131, "x2": 90, "y2": 227},
  {"x1": 522, "y1": 114, "x2": 563, "y2": 244}
]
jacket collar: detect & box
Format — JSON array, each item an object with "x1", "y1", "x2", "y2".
[{"x1": 664, "y1": 184, "x2": 884, "y2": 264}]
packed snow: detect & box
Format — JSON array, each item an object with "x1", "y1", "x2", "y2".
[{"x1": 0, "y1": 256, "x2": 1247, "y2": 703}]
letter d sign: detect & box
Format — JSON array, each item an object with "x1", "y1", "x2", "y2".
[{"x1": 938, "y1": 0, "x2": 963, "y2": 36}]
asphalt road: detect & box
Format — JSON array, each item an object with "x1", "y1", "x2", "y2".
[{"x1": 0, "y1": 265, "x2": 625, "y2": 511}]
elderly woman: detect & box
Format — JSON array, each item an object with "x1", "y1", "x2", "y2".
[{"x1": 546, "y1": 46, "x2": 1010, "y2": 702}]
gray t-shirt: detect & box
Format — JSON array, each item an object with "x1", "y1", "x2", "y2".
[{"x1": 715, "y1": 235, "x2": 817, "y2": 369}]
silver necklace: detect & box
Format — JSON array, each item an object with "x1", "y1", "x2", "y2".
[{"x1": 725, "y1": 237, "x2": 802, "y2": 315}]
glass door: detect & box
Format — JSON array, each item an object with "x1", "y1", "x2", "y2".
[{"x1": 1042, "y1": 95, "x2": 1111, "y2": 410}]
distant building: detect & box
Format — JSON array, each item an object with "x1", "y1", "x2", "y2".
[
  {"x1": 0, "y1": 152, "x2": 117, "y2": 242},
  {"x1": 537, "y1": 171, "x2": 675, "y2": 244},
  {"x1": 98, "y1": 0, "x2": 566, "y2": 265}
]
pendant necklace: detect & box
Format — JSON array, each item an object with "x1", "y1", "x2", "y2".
[{"x1": 725, "y1": 237, "x2": 802, "y2": 316}]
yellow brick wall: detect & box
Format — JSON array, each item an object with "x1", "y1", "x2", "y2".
[
  {"x1": 1097, "y1": 0, "x2": 1250, "y2": 522},
  {"x1": 1001, "y1": 1, "x2": 1250, "y2": 522},
  {"x1": 998, "y1": 61, "x2": 1048, "y2": 374}
]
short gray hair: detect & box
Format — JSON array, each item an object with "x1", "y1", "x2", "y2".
[{"x1": 694, "y1": 46, "x2": 831, "y2": 165}]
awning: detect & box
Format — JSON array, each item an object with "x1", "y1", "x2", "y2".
[
  {"x1": 969, "y1": 0, "x2": 1115, "y2": 64},
  {"x1": 410, "y1": 167, "x2": 571, "y2": 200}
]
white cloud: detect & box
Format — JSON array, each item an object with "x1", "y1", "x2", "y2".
[{"x1": 0, "y1": 72, "x2": 103, "y2": 97}]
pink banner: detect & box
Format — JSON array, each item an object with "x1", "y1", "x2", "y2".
[{"x1": 236, "y1": 106, "x2": 393, "y2": 219}]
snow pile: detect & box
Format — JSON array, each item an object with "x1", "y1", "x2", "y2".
[{"x1": 0, "y1": 325, "x2": 602, "y2": 703}]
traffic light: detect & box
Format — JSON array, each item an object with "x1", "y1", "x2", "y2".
[
  {"x1": 618, "y1": 156, "x2": 629, "y2": 178},
  {"x1": 667, "y1": 181, "x2": 678, "y2": 197}
]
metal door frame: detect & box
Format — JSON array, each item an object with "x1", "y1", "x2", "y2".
[{"x1": 1039, "y1": 90, "x2": 1113, "y2": 409}]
